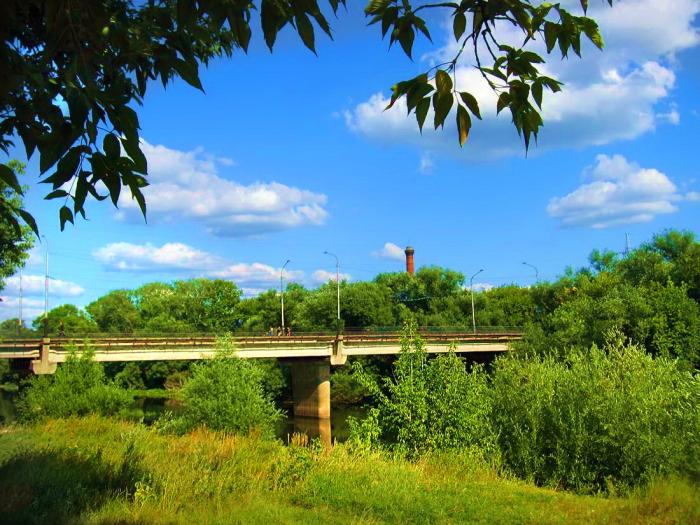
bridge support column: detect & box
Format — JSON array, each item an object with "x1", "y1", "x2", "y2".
[
  {"x1": 291, "y1": 358, "x2": 330, "y2": 419},
  {"x1": 30, "y1": 338, "x2": 57, "y2": 375}
]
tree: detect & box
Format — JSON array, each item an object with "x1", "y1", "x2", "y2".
[
  {"x1": 0, "y1": 160, "x2": 34, "y2": 290},
  {"x1": 0, "y1": 0, "x2": 611, "y2": 231},
  {"x1": 86, "y1": 289, "x2": 142, "y2": 333},
  {"x1": 31, "y1": 303, "x2": 99, "y2": 335}
]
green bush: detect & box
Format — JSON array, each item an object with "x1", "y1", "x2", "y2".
[
  {"x1": 491, "y1": 333, "x2": 700, "y2": 492},
  {"x1": 17, "y1": 348, "x2": 131, "y2": 421},
  {"x1": 163, "y1": 344, "x2": 282, "y2": 437},
  {"x1": 350, "y1": 322, "x2": 495, "y2": 456}
]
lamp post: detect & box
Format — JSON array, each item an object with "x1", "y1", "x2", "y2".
[
  {"x1": 470, "y1": 269, "x2": 484, "y2": 334},
  {"x1": 280, "y1": 259, "x2": 290, "y2": 331},
  {"x1": 522, "y1": 261, "x2": 539, "y2": 283},
  {"x1": 42, "y1": 235, "x2": 49, "y2": 336},
  {"x1": 323, "y1": 251, "x2": 340, "y2": 333}
]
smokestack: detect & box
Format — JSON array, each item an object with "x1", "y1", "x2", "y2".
[{"x1": 405, "y1": 246, "x2": 415, "y2": 276}]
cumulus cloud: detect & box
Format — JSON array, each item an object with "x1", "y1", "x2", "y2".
[
  {"x1": 547, "y1": 154, "x2": 698, "y2": 228},
  {"x1": 344, "y1": 0, "x2": 699, "y2": 157},
  {"x1": 211, "y1": 263, "x2": 304, "y2": 289},
  {"x1": 374, "y1": 242, "x2": 405, "y2": 261},
  {"x1": 118, "y1": 141, "x2": 329, "y2": 237},
  {"x1": 312, "y1": 269, "x2": 352, "y2": 284},
  {"x1": 4, "y1": 274, "x2": 85, "y2": 297},
  {"x1": 470, "y1": 282, "x2": 494, "y2": 292},
  {"x1": 91, "y1": 241, "x2": 341, "y2": 292},
  {"x1": 94, "y1": 242, "x2": 222, "y2": 272},
  {"x1": 0, "y1": 297, "x2": 45, "y2": 322}
]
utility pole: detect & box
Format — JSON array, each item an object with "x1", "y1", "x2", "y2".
[
  {"x1": 470, "y1": 269, "x2": 484, "y2": 335},
  {"x1": 522, "y1": 261, "x2": 539, "y2": 283},
  {"x1": 18, "y1": 268, "x2": 22, "y2": 335},
  {"x1": 323, "y1": 251, "x2": 341, "y2": 333},
  {"x1": 42, "y1": 235, "x2": 48, "y2": 336},
  {"x1": 280, "y1": 259, "x2": 290, "y2": 331}
]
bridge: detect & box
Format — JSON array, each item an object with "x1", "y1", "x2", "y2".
[{"x1": 0, "y1": 331, "x2": 520, "y2": 421}]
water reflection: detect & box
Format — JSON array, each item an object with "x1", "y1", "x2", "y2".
[{"x1": 1, "y1": 390, "x2": 368, "y2": 447}]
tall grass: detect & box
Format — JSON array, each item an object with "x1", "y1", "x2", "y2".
[{"x1": 1, "y1": 417, "x2": 697, "y2": 524}]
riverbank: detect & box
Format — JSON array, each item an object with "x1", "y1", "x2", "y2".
[{"x1": 1, "y1": 417, "x2": 697, "y2": 524}]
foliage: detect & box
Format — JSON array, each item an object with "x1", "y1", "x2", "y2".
[
  {"x1": 350, "y1": 322, "x2": 495, "y2": 456},
  {"x1": 0, "y1": 317, "x2": 34, "y2": 336},
  {"x1": 491, "y1": 334, "x2": 700, "y2": 492},
  {"x1": 31, "y1": 303, "x2": 99, "y2": 335},
  {"x1": 0, "y1": 160, "x2": 34, "y2": 289},
  {"x1": 0, "y1": 1, "x2": 611, "y2": 231},
  {"x1": 163, "y1": 340, "x2": 282, "y2": 437},
  {"x1": 86, "y1": 289, "x2": 142, "y2": 333},
  {"x1": 17, "y1": 348, "x2": 131, "y2": 421},
  {"x1": 2, "y1": 417, "x2": 698, "y2": 524}
]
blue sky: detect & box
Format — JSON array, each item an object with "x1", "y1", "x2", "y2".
[{"x1": 3, "y1": 0, "x2": 699, "y2": 321}]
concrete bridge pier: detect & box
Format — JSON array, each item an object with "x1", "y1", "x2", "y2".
[
  {"x1": 290, "y1": 358, "x2": 331, "y2": 419},
  {"x1": 30, "y1": 338, "x2": 57, "y2": 375}
]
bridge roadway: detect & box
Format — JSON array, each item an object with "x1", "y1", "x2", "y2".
[
  {"x1": 0, "y1": 332, "x2": 519, "y2": 372},
  {"x1": 1, "y1": 332, "x2": 520, "y2": 421}
]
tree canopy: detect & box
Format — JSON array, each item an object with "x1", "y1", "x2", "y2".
[{"x1": 1, "y1": 0, "x2": 611, "y2": 232}]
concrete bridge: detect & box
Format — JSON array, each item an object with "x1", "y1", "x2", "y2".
[{"x1": 0, "y1": 331, "x2": 520, "y2": 422}]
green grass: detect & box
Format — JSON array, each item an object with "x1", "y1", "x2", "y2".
[{"x1": 0, "y1": 417, "x2": 697, "y2": 524}]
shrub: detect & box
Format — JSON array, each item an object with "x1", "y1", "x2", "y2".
[
  {"x1": 350, "y1": 322, "x2": 495, "y2": 456},
  {"x1": 17, "y1": 348, "x2": 131, "y2": 421},
  {"x1": 163, "y1": 343, "x2": 282, "y2": 437},
  {"x1": 491, "y1": 333, "x2": 700, "y2": 492}
]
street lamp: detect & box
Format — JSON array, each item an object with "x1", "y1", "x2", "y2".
[
  {"x1": 522, "y1": 261, "x2": 539, "y2": 283},
  {"x1": 280, "y1": 259, "x2": 290, "y2": 331},
  {"x1": 470, "y1": 269, "x2": 484, "y2": 334},
  {"x1": 323, "y1": 251, "x2": 341, "y2": 333},
  {"x1": 42, "y1": 235, "x2": 49, "y2": 336}
]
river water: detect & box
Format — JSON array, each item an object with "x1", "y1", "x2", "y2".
[{"x1": 0, "y1": 390, "x2": 364, "y2": 444}]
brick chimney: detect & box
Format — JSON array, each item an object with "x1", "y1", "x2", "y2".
[{"x1": 405, "y1": 246, "x2": 415, "y2": 276}]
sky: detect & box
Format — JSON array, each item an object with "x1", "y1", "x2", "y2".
[{"x1": 2, "y1": 0, "x2": 700, "y2": 322}]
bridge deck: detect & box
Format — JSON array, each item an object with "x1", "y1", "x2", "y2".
[{"x1": 0, "y1": 333, "x2": 520, "y2": 364}]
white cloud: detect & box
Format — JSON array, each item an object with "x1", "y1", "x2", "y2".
[
  {"x1": 4, "y1": 274, "x2": 84, "y2": 297},
  {"x1": 419, "y1": 152, "x2": 434, "y2": 174},
  {"x1": 0, "y1": 297, "x2": 45, "y2": 322},
  {"x1": 470, "y1": 282, "x2": 494, "y2": 292},
  {"x1": 118, "y1": 141, "x2": 329, "y2": 237},
  {"x1": 547, "y1": 154, "x2": 698, "y2": 228},
  {"x1": 344, "y1": 0, "x2": 699, "y2": 157},
  {"x1": 312, "y1": 269, "x2": 352, "y2": 284},
  {"x1": 93, "y1": 241, "x2": 308, "y2": 291},
  {"x1": 211, "y1": 263, "x2": 304, "y2": 289},
  {"x1": 374, "y1": 242, "x2": 406, "y2": 261},
  {"x1": 94, "y1": 242, "x2": 222, "y2": 272}
]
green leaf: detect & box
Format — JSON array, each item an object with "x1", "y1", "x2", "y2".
[
  {"x1": 415, "y1": 97, "x2": 430, "y2": 133},
  {"x1": 17, "y1": 208, "x2": 39, "y2": 237},
  {"x1": 102, "y1": 172, "x2": 121, "y2": 206},
  {"x1": 174, "y1": 59, "x2": 204, "y2": 91},
  {"x1": 261, "y1": 0, "x2": 282, "y2": 50},
  {"x1": 295, "y1": 13, "x2": 316, "y2": 53},
  {"x1": 120, "y1": 137, "x2": 147, "y2": 174},
  {"x1": 432, "y1": 92, "x2": 453, "y2": 129},
  {"x1": 397, "y1": 25, "x2": 415, "y2": 58},
  {"x1": 496, "y1": 92, "x2": 511, "y2": 114},
  {"x1": 532, "y1": 80, "x2": 543, "y2": 109},
  {"x1": 59, "y1": 205, "x2": 74, "y2": 231},
  {"x1": 459, "y1": 92, "x2": 481, "y2": 119},
  {"x1": 435, "y1": 69, "x2": 453, "y2": 94},
  {"x1": 453, "y1": 12, "x2": 467, "y2": 41},
  {"x1": 103, "y1": 134, "x2": 120, "y2": 159},
  {"x1": 45, "y1": 189, "x2": 69, "y2": 200},
  {"x1": 456, "y1": 104, "x2": 471, "y2": 147},
  {"x1": 0, "y1": 164, "x2": 22, "y2": 194},
  {"x1": 544, "y1": 22, "x2": 559, "y2": 53}
]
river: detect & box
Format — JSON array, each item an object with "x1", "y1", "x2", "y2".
[{"x1": 0, "y1": 390, "x2": 365, "y2": 444}]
